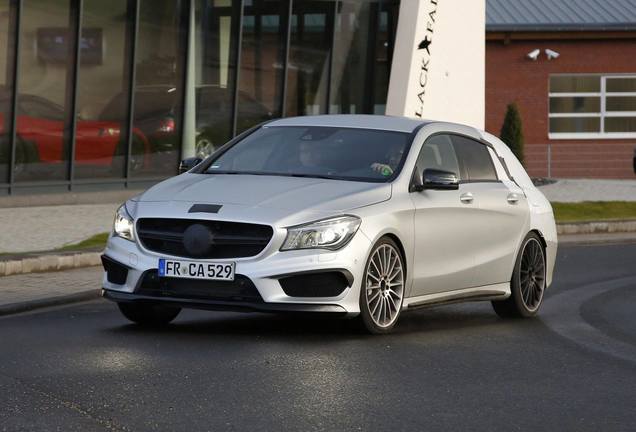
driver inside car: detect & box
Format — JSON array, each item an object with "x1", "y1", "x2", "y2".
[{"x1": 370, "y1": 141, "x2": 404, "y2": 176}]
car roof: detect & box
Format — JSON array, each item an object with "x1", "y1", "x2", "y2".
[{"x1": 267, "y1": 115, "x2": 431, "y2": 133}]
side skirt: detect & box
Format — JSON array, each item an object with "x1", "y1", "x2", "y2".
[{"x1": 402, "y1": 282, "x2": 510, "y2": 311}]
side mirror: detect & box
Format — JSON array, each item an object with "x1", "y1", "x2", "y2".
[
  {"x1": 179, "y1": 157, "x2": 203, "y2": 174},
  {"x1": 422, "y1": 168, "x2": 459, "y2": 190}
]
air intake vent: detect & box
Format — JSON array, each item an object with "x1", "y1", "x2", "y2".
[{"x1": 279, "y1": 271, "x2": 350, "y2": 298}]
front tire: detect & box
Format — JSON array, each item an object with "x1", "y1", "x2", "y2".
[
  {"x1": 358, "y1": 237, "x2": 405, "y2": 334},
  {"x1": 492, "y1": 232, "x2": 546, "y2": 318},
  {"x1": 117, "y1": 302, "x2": 181, "y2": 326}
]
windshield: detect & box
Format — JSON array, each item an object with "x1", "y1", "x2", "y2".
[{"x1": 204, "y1": 126, "x2": 411, "y2": 182}]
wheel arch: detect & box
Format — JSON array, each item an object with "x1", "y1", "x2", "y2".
[
  {"x1": 377, "y1": 233, "x2": 407, "y2": 281},
  {"x1": 509, "y1": 229, "x2": 547, "y2": 283},
  {"x1": 529, "y1": 228, "x2": 547, "y2": 250}
]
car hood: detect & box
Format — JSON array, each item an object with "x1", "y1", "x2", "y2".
[{"x1": 134, "y1": 173, "x2": 391, "y2": 224}]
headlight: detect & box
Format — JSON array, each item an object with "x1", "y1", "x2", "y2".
[
  {"x1": 113, "y1": 204, "x2": 135, "y2": 241},
  {"x1": 281, "y1": 216, "x2": 361, "y2": 251}
]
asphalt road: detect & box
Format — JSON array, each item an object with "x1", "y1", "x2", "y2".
[{"x1": 1, "y1": 242, "x2": 635, "y2": 431}]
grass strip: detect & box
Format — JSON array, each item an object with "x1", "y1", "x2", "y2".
[{"x1": 552, "y1": 201, "x2": 636, "y2": 223}]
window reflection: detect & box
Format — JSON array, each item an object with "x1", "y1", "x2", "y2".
[
  {"x1": 129, "y1": 0, "x2": 186, "y2": 177},
  {"x1": 285, "y1": 1, "x2": 335, "y2": 117},
  {"x1": 74, "y1": 0, "x2": 130, "y2": 179},
  {"x1": 235, "y1": 0, "x2": 285, "y2": 134},
  {"x1": 1, "y1": 0, "x2": 401, "y2": 187},
  {"x1": 330, "y1": 1, "x2": 398, "y2": 114},
  {"x1": 372, "y1": 3, "x2": 398, "y2": 114},
  {"x1": 183, "y1": 0, "x2": 241, "y2": 159},
  {"x1": 330, "y1": 1, "x2": 370, "y2": 114},
  {"x1": 15, "y1": 0, "x2": 72, "y2": 182},
  {"x1": 0, "y1": 0, "x2": 11, "y2": 183}
]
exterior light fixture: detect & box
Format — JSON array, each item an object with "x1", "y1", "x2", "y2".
[
  {"x1": 545, "y1": 49, "x2": 560, "y2": 60},
  {"x1": 526, "y1": 49, "x2": 540, "y2": 61}
]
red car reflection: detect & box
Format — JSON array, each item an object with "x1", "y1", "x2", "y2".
[{"x1": 1, "y1": 93, "x2": 150, "y2": 172}]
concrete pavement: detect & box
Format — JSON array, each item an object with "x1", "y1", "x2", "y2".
[{"x1": 0, "y1": 267, "x2": 101, "y2": 316}]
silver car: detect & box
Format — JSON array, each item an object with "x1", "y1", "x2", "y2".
[{"x1": 102, "y1": 115, "x2": 557, "y2": 334}]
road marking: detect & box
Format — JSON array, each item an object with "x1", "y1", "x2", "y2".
[{"x1": 542, "y1": 275, "x2": 636, "y2": 365}]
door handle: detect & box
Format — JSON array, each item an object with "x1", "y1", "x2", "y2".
[
  {"x1": 460, "y1": 192, "x2": 474, "y2": 203},
  {"x1": 507, "y1": 193, "x2": 520, "y2": 204}
]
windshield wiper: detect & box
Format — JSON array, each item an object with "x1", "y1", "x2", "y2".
[
  {"x1": 205, "y1": 170, "x2": 335, "y2": 180},
  {"x1": 205, "y1": 170, "x2": 239, "y2": 174},
  {"x1": 287, "y1": 173, "x2": 335, "y2": 180},
  {"x1": 205, "y1": 170, "x2": 275, "y2": 176}
]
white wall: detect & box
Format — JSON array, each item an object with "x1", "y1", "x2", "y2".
[{"x1": 386, "y1": 0, "x2": 485, "y2": 129}]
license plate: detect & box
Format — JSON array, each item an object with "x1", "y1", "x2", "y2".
[{"x1": 158, "y1": 259, "x2": 235, "y2": 281}]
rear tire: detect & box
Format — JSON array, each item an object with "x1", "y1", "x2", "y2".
[
  {"x1": 492, "y1": 232, "x2": 546, "y2": 319},
  {"x1": 14, "y1": 138, "x2": 39, "y2": 176},
  {"x1": 117, "y1": 302, "x2": 181, "y2": 326}
]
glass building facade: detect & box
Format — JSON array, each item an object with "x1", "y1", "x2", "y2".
[{"x1": 0, "y1": 0, "x2": 400, "y2": 195}]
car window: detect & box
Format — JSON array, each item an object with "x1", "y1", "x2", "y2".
[
  {"x1": 451, "y1": 135, "x2": 498, "y2": 182},
  {"x1": 205, "y1": 126, "x2": 411, "y2": 182},
  {"x1": 415, "y1": 134, "x2": 461, "y2": 178},
  {"x1": 226, "y1": 131, "x2": 279, "y2": 171},
  {"x1": 19, "y1": 97, "x2": 65, "y2": 121},
  {"x1": 100, "y1": 90, "x2": 176, "y2": 121}
]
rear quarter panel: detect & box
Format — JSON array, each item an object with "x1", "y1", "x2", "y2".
[{"x1": 479, "y1": 131, "x2": 557, "y2": 288}]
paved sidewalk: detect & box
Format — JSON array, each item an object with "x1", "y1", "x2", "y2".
[
  {"x1": 0, "y1": 203, "x2": 118, "y2": 254},
  {"x1": 0, "y1": 267, "x2": 102, "y2": 315},
  {"x1": 538, "y1": 179, "x2": 636, "y2": 203}
]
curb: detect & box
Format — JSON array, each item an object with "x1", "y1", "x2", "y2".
[
  {"x1": 0, "y1": 289, "x2": 100, "y2": 317},
  {"x1": 0, "y1": 252, "x2": 102, "y2": 277},
  {"x1": 559, "y1": 232, "x2": 636, "y2": 245},
  {"x1": 556, "y1": 219, "x2": 636, "y2": 235}
]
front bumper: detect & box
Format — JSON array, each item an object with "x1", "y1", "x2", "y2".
[
  {"x1": 101, "y1": 229, "x2": 372, "y2": 315},
  {"x1": 102, "y1": 289, "x2": 347, "y2": 314}
]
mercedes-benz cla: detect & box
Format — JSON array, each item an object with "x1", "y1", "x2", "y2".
[{"x1": 101, "y1": 115, "x2": 557, "y2": 334}]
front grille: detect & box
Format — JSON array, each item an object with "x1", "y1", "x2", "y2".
[
  {"x1": 137, "y1": 218, "x2": 273, "y2": 259},
  {"x1": 136, "y1": 270, "x2": 263, "y2": 303}
]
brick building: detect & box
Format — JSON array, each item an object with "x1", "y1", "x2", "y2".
[{"x1": 486, "y1": 0, "x2": 636, "y2": 179}]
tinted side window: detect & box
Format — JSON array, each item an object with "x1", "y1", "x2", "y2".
[
  {"x1": 415, "y1": 134, "x2": 461, "y2": 178},
  {"x1": 451, "y1": 135, "x2": 498, "y2": 182}
]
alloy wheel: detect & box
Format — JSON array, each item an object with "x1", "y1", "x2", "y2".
[
  {"x1": 129, "y1": 153, "x2": 144, "y2": 172},
  {"x1": 129, "y1": 139, "x2": 145, "y2": 173},
  {"x1": 519, "y1": 238, "x2": 545, "y2": 311},
  {"x1": 364, "y1": 243, "x2": 404, "y2": 328},
  {"x1": 195, "y1": 138, "x2": 215, "y2": 159}
]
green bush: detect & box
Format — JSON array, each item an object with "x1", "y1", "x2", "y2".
[{"x1": 500, "y1": 103, "x2": 524, "y2": 165}]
